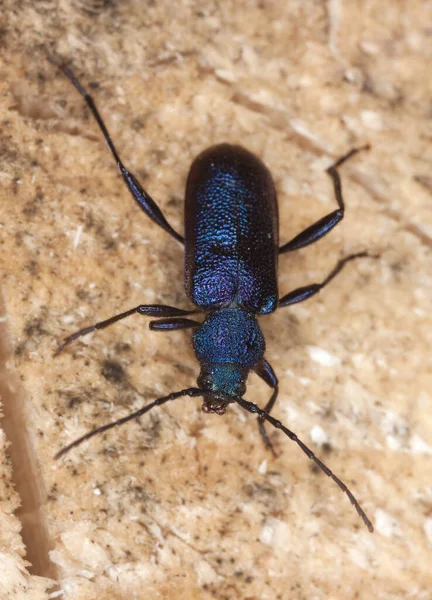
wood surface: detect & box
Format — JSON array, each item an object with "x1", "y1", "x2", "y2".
[{"x1": 0, "y1": 1, "x2": 431, "y2": 598}]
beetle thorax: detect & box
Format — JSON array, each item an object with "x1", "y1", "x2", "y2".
[{"x1": 192, "y1": 308, "x2": 266, "y2": 369}]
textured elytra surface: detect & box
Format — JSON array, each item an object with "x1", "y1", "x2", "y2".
[
  {"x1": 0, "y1": 1, "x2": 431, "y2": 599},
  {"x1": 184, "y1": 144, "x2": 278, "y2": 314}
]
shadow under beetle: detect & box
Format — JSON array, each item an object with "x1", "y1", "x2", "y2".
[{"x1": 51, "y1": 59, "x2": 374, "y2": 532}]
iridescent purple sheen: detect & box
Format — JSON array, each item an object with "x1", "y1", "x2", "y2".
[
  {"x1": 193, "y1": 308, "x2": 265, "y2": 368},
  {"x1": 184, "y1": 144, "x2": 279, "y2": 315}
]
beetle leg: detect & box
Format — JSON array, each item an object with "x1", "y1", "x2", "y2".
[
  {"x1": 50, "y1": 59, "x2": 184, "y2": 244},
  {"x1": 279, "y1": 146, "x2": 369, "y2": 254},
  {"x1": 149, "y1": 317, "x2": 201, "y2": 331},
  {"x1": 278, "y1": 252, "x2": 376, "y2": 308},
  {"x1": 55, "y1": 304, "x2": 198, "y2": 354}
]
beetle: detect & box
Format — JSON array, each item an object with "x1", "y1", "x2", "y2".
[{"x1": 50, "y1": 59, "x2": 374, "y2": 532}]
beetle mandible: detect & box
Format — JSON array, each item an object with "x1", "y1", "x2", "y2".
[{"x1": 51, "y1": 59, "x2": 374, "y2": 532}]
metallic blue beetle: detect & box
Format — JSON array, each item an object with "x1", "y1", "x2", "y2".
[{"x1": 52, "y1": 61, "x2": 373, "y2": 532}]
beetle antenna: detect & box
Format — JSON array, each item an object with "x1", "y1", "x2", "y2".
[
  {"x1": 55, "y1": 387, "x2": 203, "y2": 459},
  {"x1": 235, "y1": 396, "x2": 374, "y2": 533}
]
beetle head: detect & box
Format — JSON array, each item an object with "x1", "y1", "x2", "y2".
[{"x1": 197, "y1": 363, "x2": 247, "y2": 414}]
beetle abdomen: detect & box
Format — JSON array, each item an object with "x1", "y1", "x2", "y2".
[{"x1": 184, "y1": 144, "x2": 279, "y2": 314}]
